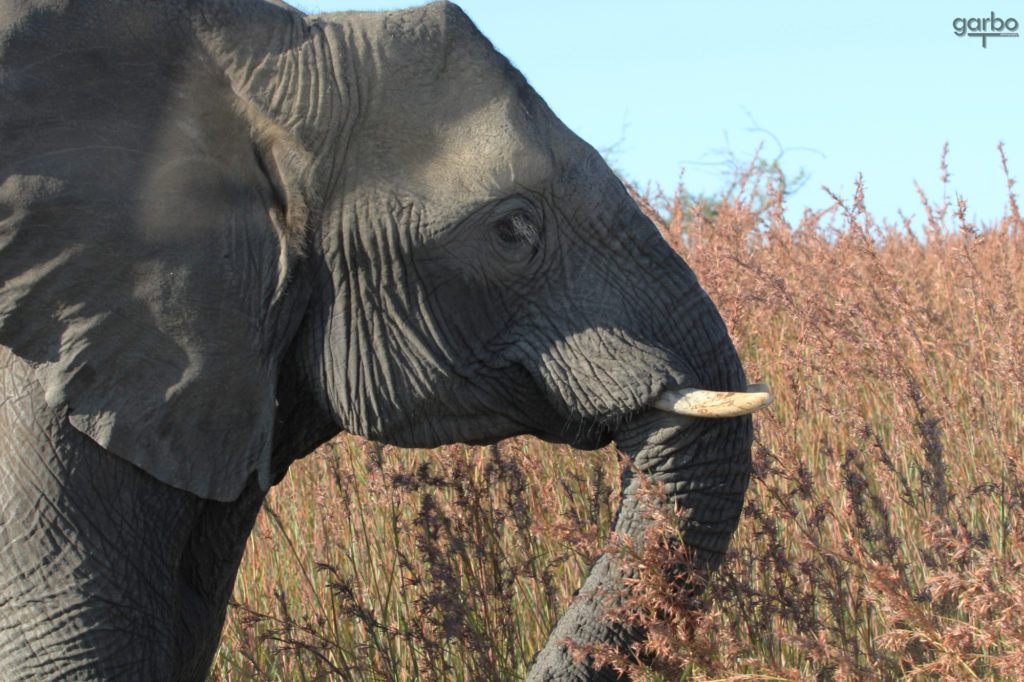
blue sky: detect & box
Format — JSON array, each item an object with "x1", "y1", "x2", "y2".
[{"x1": 294, "y1": 1, "x2": 1022, "y2": 228}]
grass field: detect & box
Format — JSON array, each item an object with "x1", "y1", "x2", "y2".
[{"x1": 209, "y1": 147, "x2": 1024, "y2": 681}]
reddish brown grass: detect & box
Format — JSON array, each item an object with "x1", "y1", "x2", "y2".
[{"x1": 211, "y1": 145, "x2": 1024, "y2": 681}]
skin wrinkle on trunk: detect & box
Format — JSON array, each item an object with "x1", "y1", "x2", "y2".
[{"x1": 527, "y1": 406, "x2": 752, "y2": 681}]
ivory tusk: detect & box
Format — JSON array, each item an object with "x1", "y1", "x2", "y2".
[{"x1": 651, "y1": 382, "x2": 774, "y2": 418}]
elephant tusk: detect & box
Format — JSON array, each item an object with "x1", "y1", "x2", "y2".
[{"x1": 651, "y1": 382, "x2": 774, "y2": 418}]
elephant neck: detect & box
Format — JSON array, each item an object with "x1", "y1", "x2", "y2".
[{"x1": 269, "y1": 322, "x2": 344, "y2": 481}]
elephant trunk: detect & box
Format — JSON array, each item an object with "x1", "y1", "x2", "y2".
[{"x1": 525, "y1": 409, "x2": 752, "y2": 681}]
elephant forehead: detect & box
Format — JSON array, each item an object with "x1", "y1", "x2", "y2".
[
  {"x1": 428, "y1": 115, "x2": 555, "y2": 197},
  {"x1": 361, "y1": 96, "x2": 560, "y2": 208}
]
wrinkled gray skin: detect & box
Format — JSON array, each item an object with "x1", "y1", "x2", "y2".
[{"x1": 0, "y1": 1, "x2": 752, "y2": 680}]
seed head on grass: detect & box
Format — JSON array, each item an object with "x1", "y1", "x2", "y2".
[{"x1": 212, "y1": 145, "x2": 1024, "y2": 681}]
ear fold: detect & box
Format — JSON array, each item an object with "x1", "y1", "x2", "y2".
[
  {"x1": 249, "y1": 114, "x2": 316, "y2": 307},
  {"x1": 255, "y1": 127, "x2": 313, "y2": 244},
  {"x1": 0, "y1": 35, "x2": 312, "y2": 501}
]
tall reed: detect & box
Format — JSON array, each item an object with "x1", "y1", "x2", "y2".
[{"x1": 212, "y1": 145, "x2": 1024, "y2": 681}]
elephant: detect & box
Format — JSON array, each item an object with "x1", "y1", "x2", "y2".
[{"x1": 0, "y1": 1, "x2": 771, "y2": 679}]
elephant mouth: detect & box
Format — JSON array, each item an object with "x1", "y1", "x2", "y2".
[{"x1": 533, "y1": 383, "x2": 773, "y2": 451}]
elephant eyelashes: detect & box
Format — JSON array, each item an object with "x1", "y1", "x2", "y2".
[{"x1": 494, "y1": 212, "x2": 540, "y2": 260}]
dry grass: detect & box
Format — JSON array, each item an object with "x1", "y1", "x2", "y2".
[
  {"x1": 210, "y1": 438, "x2": 622, "y2": 681},
  {"x1": 209, "y1": 144, "x2": 1024, "y2": 681}
]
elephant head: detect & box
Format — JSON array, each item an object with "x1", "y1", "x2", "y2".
[{"x1": 0, "y1": 1, "x2": 769, "y2": 679}]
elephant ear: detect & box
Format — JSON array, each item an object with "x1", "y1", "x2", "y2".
[{"x1": 0, "y1": 18, "x2": 310, "y2": 502}]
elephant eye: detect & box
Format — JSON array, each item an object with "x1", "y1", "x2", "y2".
[{"x1": 495, "y1": 212, "x2": 539, "y2": 248}]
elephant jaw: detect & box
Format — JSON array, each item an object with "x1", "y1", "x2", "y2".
[{"x1": 650, "y1": 382, "x2": 773, "y2": 418}]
